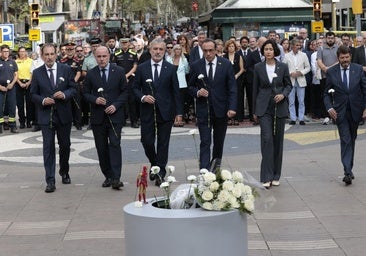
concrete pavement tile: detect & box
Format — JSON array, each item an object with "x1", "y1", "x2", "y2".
[
  {"x1": 270, "y1": 249, "x2": 345, "y2": 256},
  {"x1": 256, "y1": 219, "x2": 332, "y2": 241},
  {"x1": 318, "y1": 215, "x2": 366, "y2": 238},
  {"x1": 57, "y1": 239, "x2": 124, "y2": 256},
  {"x1": 336, "y1": 237, "x2": 366, "y2": 256}
]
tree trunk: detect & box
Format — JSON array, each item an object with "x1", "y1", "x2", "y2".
[{"x1": 87, "y1": 0, "x2": 98, "y2": 19}]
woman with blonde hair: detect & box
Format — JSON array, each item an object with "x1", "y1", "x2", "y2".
[
  {"x1": 223, "y1": 39, "x2": 245, "y2": 124},
  {"x1": 166, "y1": 44, "x2": 190, "y2": 127}
]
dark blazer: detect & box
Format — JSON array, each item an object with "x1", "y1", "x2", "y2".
[
  {"x1": 30, "y1": 63, "x2": 77, "y2": 125},
  {"x1": 252, "y1": 60, "x2": 292, "y2": 117},
  {"x1": 189, "y1": 46, "x2": 201, "y2": 66},
  {"x1": 188, "y1": 56, "x2": 237, "y2": 118},
  {"x1": 83, "y1": 64, "x2": 128, "y2": 124},
  {"x1": 324, "y1": 63, "x2": 366, "y2": 123},
  {"x1": 246, "y1": 49, "x2": 262, "y2": 84},
  {"x1": 133, "y1": 60, "x2": 182, "y2": 122},
  {"x1": 352, "y1": 46, "x2": 366, "y2": 67}
]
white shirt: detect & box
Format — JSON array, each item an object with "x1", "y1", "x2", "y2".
[{"x1": 205, "y1": 57, "x2": 217, "y2": 79}]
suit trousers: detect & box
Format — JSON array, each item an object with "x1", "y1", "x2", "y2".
[
  {"x1": 41, "y1": 112, "x2": 71, "y2": 185},
  {"x1": 92, "y1": 119, "x2": 123, "y2": 180},
  {"x1": 197, "y1": 114, "x2": 227, "y2": 169},
  {"x1": 259, "y1": 113, "x2": 286, "y2": 183},
  {"x1": 337, "y1": 111, "x2": 358, "y2": 175},
  {"x1": 140, "y1": 108, "x2": 173, "y2": 179}
]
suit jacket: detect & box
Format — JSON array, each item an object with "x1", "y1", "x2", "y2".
[
  {"x1": 324, "y1": 63, "x2": 366, "y2": 123},
  {"x1": 189, "y1": 46, "x2": 201, "y2": 66},
  {"x1": 252, "y1": 60, "x2": 292, "y2": 117},
  {"x1": 246, "y1": 49, "x2": 262, "y2": 84},
  {"x1": 83, "y1": 64, "x2": 128, "y2": 124},
  {"x1": 133, "y1": 59, "x2": 182, "y2": 122},
  {"x1": 352, "y1": 46, "x2": 366, "y2": 67},
  {"x1": 30, "y1": 63, "x2": 77, "y2": 125},
  {"x1": 283, "y1": 50, "x2": 311, "y2": 87},
  {"x1": 188, "y1": 56, "x2": 237, "y2": 118}
]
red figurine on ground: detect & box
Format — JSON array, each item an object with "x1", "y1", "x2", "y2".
[{"x1": 137, "y1": 166, "x2": 148, "y2": 204}]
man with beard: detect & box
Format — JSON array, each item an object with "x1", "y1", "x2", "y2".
[
  {"x1": 324, "y1": 46, "x2": 366, "y2": 185},
  {"x1": 317, "y1": 31, "x2": 339, "y2": 124}
]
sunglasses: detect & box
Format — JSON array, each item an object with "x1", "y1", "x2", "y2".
[
  {"x1": 167, "y1": 47, "x2": 173, "y2": 49},
  {"x1": 76, "y1": 50, "x2": 83, "y2": 52}
]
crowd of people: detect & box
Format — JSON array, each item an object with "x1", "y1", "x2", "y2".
[{"x1": 1, "y1": 26, "x2": 366, "y2": 192}]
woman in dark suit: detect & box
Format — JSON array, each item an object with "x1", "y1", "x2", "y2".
[{"x1": 252, "y1": 40, "x2": 292, "y2": 188}]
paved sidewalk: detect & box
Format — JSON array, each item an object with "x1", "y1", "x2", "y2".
[{"x1": 0, "y1": 126, "x2": 366, "y2": 256}]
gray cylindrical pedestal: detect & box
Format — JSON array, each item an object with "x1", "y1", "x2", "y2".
[{"x1": 123, "y1": 199, "x2": 247, "y2": 256}]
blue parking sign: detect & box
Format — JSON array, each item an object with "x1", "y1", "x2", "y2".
[{"x1": 0, "y1": 24, "x2": 14, "y2": 49}]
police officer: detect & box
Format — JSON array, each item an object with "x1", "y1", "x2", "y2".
[
  {"x1": 114, "y1": 38, "x2": 139, "y2": 128},
  {"x1": 0, "y1": 45, "x2": 19, "y2": 133},
  {"x1": 59, "y1": 42, "x2": 82, "y2": 130}
]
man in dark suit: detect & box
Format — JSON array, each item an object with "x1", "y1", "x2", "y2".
[
  {"x1": 324, "y1": 46, "x2": 366, "y2": 185},
  {"x1": 245, "y1": 37, "x2": 267, "y2": 123},
  {"x1": 189, "y1": 30, "x2": 206, "y2": 66},
  {"x1": 352, "y1": 32, "x2": 366, "y2": 68},
  {"x1": 133, "y1": 38, "x2": 182, "y2": 186},
  {"x1": 188, "y1": 38, "x2": 237, "y2": 170},
  {"x1": 83, "y1": 46, "x2": 128, "y2": 190},
  {"x1": 30, "y1": 43, "x2": 77, "y2": 193}
]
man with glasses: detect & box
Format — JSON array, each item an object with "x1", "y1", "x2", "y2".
[
  {"x1": 60, "y1": 42, "x2": 82, "y2": 130},
  {"x1": 0, "y1": 45, "x2": 19, "y2": 133}
]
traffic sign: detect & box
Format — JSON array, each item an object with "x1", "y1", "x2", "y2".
[
  {"x1": 0, "y1": 24, "x2": 14, "y2": 49},
  {"x1": 311, "y1": 20, "x2": 324, "y2": 33},
  {"x1": 29, "y1": 28, "x2": 41, "y2": 41}
]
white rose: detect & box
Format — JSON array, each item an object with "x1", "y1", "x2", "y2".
[
  {"x1": 213, "y1": 200, "x2": 224, "y2": 210},
  {"x1": 242, "y1": 185, "x2": 252, "y2": 195},
  {"x1": 59, "y1": 77, "x2": 65, "y2": 82},
  {"x1": 328, "y1": 89, "x2": 335, "y2": 94},
  {"x1": 97, "y1": 88, "x2": 104, "y2": 93},
  {"x1": 232, "y1": 171, "x2": 244, "y2": 183},
  {"x1": 203, "y1": 172, "x2": 216, "y2": 183},
  {"x1": 244, "y1": 199, "x2": 254, "y2": 212},
  {"x1": 209, "y1": 181, "x2": 220, "y2": 192},
  {"x1": 167, "y1": 176, "x2": 176, "y2": 183},
  {"x1": 220, "y1": 169, "x2": 232, "y2": 180},
  {"x1": 160, "y1": 182, "x2": 170, "y2": 188},
  {"x1": 200, "y1": 168, "x2": 209, "y2": 174},
  {"x1": 222, "y1": 180, "x2": 234, "y2": 191},
  {"x1": 146, "y1": 79, "x2": 152, "y2": 83},
  {"x1": 187, "y1": 175, "x2": 197, "y2": 182},
  {"x1": 232, "y1": 186, "x2": 242, "y2": 198},
  {"x1": 202, "y1": 202, "x2": 213, "y2": 210},
  {"x1": 201, "y1": 190, "x2": 214, "y2": 201},
  {"x1": 6, "y1": 80, "x2": 10, "y2": 84},
  {"x1": 150, "y1": 166, "x2": 160, "y2": 174},
  {"x1": 198, "y1": 74, "x2": 205, "y2": 80},
  {"x1": 218, "y1": 190, "x2": 230, "y2": 202},
  {"x1": 167, "y1": 165, "x2": 175, "y2": 174}
]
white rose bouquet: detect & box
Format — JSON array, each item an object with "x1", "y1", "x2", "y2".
[{"x1": 194, "y1": 169, "x2": 256, "y2": 214}]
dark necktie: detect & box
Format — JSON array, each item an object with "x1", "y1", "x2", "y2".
[
  {"x1": 153, "y1": 63, "x2": 159, "y2": 81},
  {"x1": 48, "y1": 68, "x2": 55, "y2": 88},
  {"x1": 101, "y1": 68, "x2": 107, "y2": 85},
  {"x1": 208, "y1": 62, "x2": 213, "y2": 82},
  {"x1": 343, "y1": 68, "x2": 348, "y2": 88}
]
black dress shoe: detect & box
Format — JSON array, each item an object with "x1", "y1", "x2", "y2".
[
  {"x1": 102, "y1": 178, "x2": 112, "y2": 187},
  {"x1": 111, "y1": 180, "x2": 124, "y2": 190},
  {"x1": 149, "y1": 171, "x2": 156, "y2": 181},
  {"x1": 289, "y1": 121, "x2": 296, "y2": 125},
  {"x1": 19, "y1": 123, "x2": 25, "y2": 129},
  {"x1": 26, "y1": 122, "x2": 32, "y2": 128},
  {"x1": 61, "y1": 173, "x2": 71, "y2": 184},
  {"x1": 131, "y1": 122, "x2": 139, "y2": 128},
  {"x1": 45, "y1": 183, "x2": 56, "y2": 193},
  {"x1": 32, "y1": 126, "x2": 41, "y2": 132},
  {"x1": 343, "y1": 174, "x2": 352, "y2": 185},
  {"x1": 299, "y1": 121, "x2": 306, "y2": 125}
]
